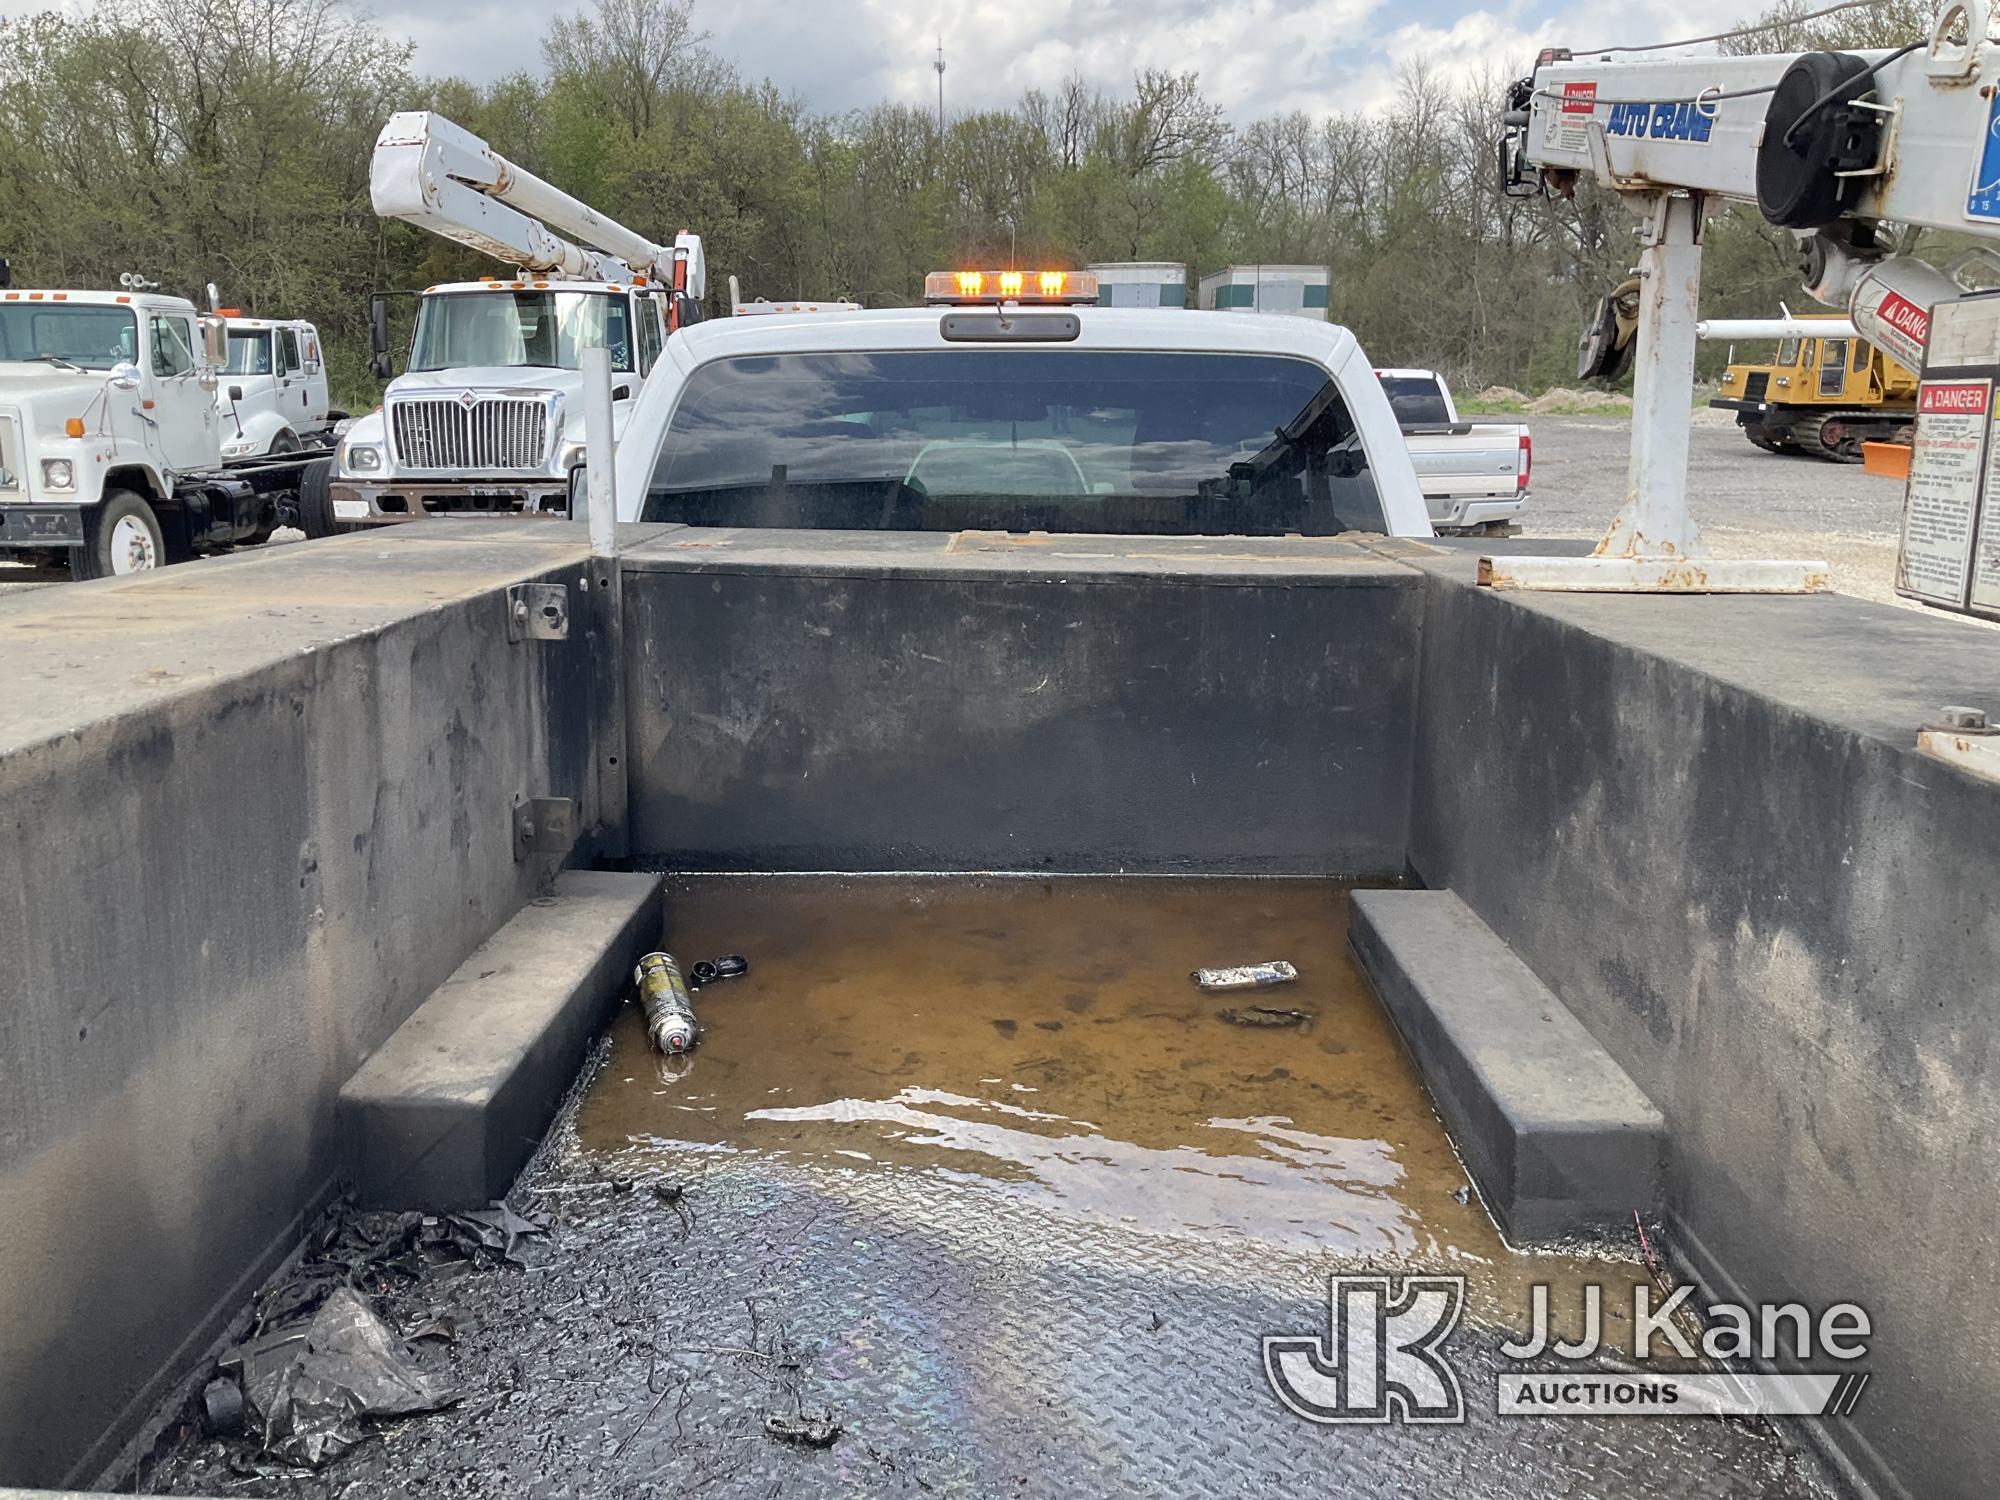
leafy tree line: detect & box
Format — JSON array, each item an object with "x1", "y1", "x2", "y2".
[{"x1": 0, "y1": 0, "x2": 1933, "y2": 405}]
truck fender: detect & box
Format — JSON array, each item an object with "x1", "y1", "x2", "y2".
[
  {"x1": 233, "y1": 409, "x2": 295, "y2": 455},
  {"x1": 103, "y1": 462, "x2": 170, "y2": 505}
]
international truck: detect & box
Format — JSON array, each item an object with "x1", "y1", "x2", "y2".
[{"x1": 329, "y1": 112, "x2": 703, "y2": 524}]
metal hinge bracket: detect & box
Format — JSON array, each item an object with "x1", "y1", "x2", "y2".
[
  {"x1": 506, "y1": 582, "x2": 569, "y2": 642},
  {"x1": 512, "y1": 794, "x2": 576, "y2": 860}
]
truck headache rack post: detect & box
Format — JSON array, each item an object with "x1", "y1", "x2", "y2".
[{"x1": 582, "y1": 346, "x2": 618, "y2": 558}]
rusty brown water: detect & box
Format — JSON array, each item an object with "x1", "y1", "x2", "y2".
[{"x1": 577, "y1": 875, "x2": 1649, "y2": 1342}]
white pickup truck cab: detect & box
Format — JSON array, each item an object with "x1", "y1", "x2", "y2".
[
  {"x1": 333, "y1": 277, "x2": 670, "y2": 523},
  {"x1": 1376, "y1": 368, "x2": 1530, "y2": 535},
  {"x1": 608, "y1": 298, "x2": 1433, "y2": 540},
  {"x1": 0, "y1": 287, "x2": 332, "y2": 577},
  {"x1": 215, "y1": 316, "x2": 337, "y2": 458}
]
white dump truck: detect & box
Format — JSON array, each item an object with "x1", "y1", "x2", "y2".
[
  {"x1": 215, "y1": 313, "x2": 341, "y2": 458},
  {"x1": 331, "y1": 112, "x2": 704, "y2": 523},
  {"x1": 0, "y1": 282, "x2": 333, "y2": 577}
]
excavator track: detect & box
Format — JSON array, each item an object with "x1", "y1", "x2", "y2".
[{"x1": 1745, "y1": 407, "x2": 1913, "y2": 463}]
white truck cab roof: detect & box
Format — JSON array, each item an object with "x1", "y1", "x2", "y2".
[
  {"x1": 1, "y1": 288, "x2": 197, "y2": 316},
  {"x1": 616, "y1": 305, "x2": 1432, "y2": 536}
]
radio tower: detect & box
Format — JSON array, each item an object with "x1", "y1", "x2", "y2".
[{"x1": 934, "y1": 37, "x2": 946, "y2": 138}]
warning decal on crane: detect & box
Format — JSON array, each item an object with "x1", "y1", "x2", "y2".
[
  {"x1": 1971, "y1": 398, "x2": 2000, "y2": 616},
  {"x1": 1898, "y1": 380, "x2": 1991, "y2": 607},
  {"x1": 1869, "y1": 289, "x2": 1932, "y2": 373},
  {"x1": 1545, "y1": 82, "x2": 1597, "y2": 153}
]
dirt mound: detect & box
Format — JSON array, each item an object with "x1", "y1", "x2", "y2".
[
  {"x1": 1526, "y1": 387, "x2": 1631, "y2": 414},
  {"x1": 1473, "y1": 385, "x2": 1529, "y2": 406}
]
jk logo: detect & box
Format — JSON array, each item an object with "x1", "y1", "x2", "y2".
[{"x1": 1264, "y1": 1274, "x2": 1466, "y2": 1424}]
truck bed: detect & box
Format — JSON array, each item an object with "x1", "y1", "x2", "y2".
[{"x1": 139, "y1": 875, "x2": 1827, "y2": 1500}]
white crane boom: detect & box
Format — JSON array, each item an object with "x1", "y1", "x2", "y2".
[
  {"x1": 371, "y1": 111, "x2": 706, "y2": 301},
  {"x1": 1486, "y1": 2, "x2": 2000, "y2": 594}
]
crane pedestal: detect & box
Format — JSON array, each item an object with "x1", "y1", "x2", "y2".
[{"x1": 1479, "y1": 193, "x2": 1829, "y2": 593}]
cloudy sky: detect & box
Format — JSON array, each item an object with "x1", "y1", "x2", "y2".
[
  {"x1": 423, "y1": 0, "x2": 1752, "y2": 116},
  {"x1": 5, "y1": 0, "x2": 1758, "y2": 117}
]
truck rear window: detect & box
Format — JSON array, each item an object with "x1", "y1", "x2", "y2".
[
  {"x1": 1377, "y1": 375, "x2": 1450, "y2": 426},
  {"x1": 642, "y1": 350, "x2": 1386, "y2": 535}
]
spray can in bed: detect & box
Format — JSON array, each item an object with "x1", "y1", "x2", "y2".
[{"x1": 636, "y1": 951, "x2": 699, "y2": 1053}]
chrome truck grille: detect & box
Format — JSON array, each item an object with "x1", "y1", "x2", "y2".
[{"x1": 389, "y1": 395, "x2": 551, "y2": 471}]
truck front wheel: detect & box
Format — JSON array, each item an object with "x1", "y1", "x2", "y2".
[{"x1": 73, "y1": 490, "x2": 166, "y2": 579}]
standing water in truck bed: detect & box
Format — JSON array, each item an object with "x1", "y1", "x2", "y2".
[{"x1": 580, "y1": 875, "x2": 1650, "y2": 1333}]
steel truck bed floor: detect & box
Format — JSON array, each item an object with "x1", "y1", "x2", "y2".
[{"x1": 139, "y1": 877, "x2": 1830, "y2": 1499}]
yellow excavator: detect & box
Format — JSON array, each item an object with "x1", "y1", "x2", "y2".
[{"x1": 1706, "y1": 315, "x2": 1917, "y2": 463}]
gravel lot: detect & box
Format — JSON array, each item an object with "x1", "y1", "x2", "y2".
[
  {"x1": 0, "y1": 415, "x2": 1908, "y2": 602},
  {"x1": 0, "y1": 526, "x2": 306, "y2": 596},
  {"x1": 1523, "y1": 411, "x2": 1905, "y2": 604}
]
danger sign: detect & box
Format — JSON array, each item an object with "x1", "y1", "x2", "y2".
[
  {"x1": 1872, "y1": 290, "x2": 1931, "y2": 371},
  {"x1": 1920, "y1": 382, "x2": 1989, "y2": 415}
]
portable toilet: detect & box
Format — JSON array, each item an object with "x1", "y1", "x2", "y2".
[
  {"x1": 1088, "y1": 262, "x2": 1188, "y2": 309},
  {"x1": 1197, "y1": 264, "x2": 1329, "y2": 320}
]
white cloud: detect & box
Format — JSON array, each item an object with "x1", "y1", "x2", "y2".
[{"x1": 0, "y1": 0, "x2": 1780, "y2": 120}]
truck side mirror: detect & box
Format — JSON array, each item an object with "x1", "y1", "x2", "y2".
[
  {"x1": 369, "y1": 297, "x2": 392, "y2": 380},
  {"x1": 108, "y1": 361, "x2": 142, "y2": 392},
  {"x1": 199, "y1": 315, "x2": 228, "y2": 368},
  {"x1": 567, "y1": 464, "x2": 589, "y2": 522}
]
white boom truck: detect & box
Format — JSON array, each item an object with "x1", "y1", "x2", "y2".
[
  {"x1": 331, "y1": 112, "x2": 705, "y2": 524},
  {"x1": 1491, "y1": 6, "x2": 2000, "y2": 593},
  {"x1": 0, "y1": 281, "x2": 334, "y2": 577}
]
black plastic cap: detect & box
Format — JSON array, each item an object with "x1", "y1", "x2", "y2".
[{"x1": 1757, "y1": 52, "x2": 1875, "y2": 230}]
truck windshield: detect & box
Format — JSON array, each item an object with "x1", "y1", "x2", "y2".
[
  {"x1": 1378, "y1": 375, "x2": 1451, "y2": 425},
  {"x1": 644, "y1": 350, "x2": 1386, "y2": 535},
  {"x1": 408, "y1": 291, "x2": 633, "y2": 373},
  {"x1": 0, "y1": 305, "x2": 139, "y2": 371},
  {"x1": 225, "y1": 331, "x2": 272, "y2": 376}
]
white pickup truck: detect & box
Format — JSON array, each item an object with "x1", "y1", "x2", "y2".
[
  {"x1": 1376, "y1": 369, "x2": 1530, "y2": 535},
  {"x1": 602, "y1": 271, "x2": 1435, "y2": 540}
]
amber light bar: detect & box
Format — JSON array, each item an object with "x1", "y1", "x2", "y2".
[{"x1": 923, "y1": 269, "x2": 1098, "y2": 305}]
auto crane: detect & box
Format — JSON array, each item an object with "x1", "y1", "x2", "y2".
[{"x1": 1492, "y1": 0, "x2": 2000, "y2": 594}]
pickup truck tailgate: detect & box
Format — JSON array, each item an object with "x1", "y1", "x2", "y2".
[{"x1": 1403, "y1": 425, "x2": 1522, "y2": 494}]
